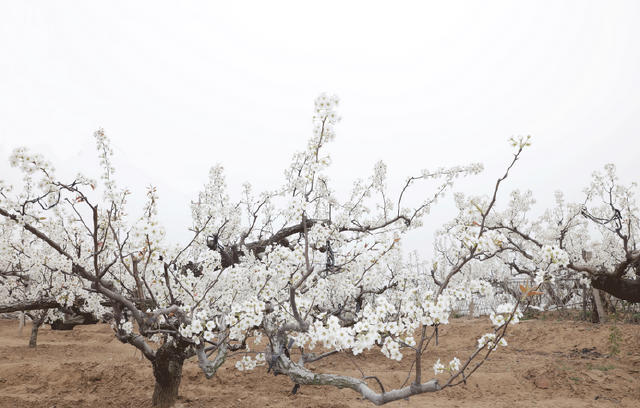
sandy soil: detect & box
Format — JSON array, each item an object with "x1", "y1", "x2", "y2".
[{"x1": 0, "y1": 317, "x2": 638, "y2": 408}]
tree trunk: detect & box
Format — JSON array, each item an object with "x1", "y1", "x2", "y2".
[
  {"x1": 152, "y1": 342, "x2": 186, "y2": 408},
  {"x1": 591, "y1": 274, "x2": 640, "y2": 303},
  {"x1": 18, "y1": 312, "x2": 26, "y2": 335},
  {"x1": 29, "y1": 310, "x2": 47, "y2": 348},
  {"x1": 582, "y1": 287, "x2": 588, "y2": 321},
  {"x1": 592, "y1": 288, "x2": 607, "y2": 324}
]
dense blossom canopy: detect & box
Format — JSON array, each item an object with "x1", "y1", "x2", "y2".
[{"x1": 1, "y1": 95, "x2": 635, "y2": 406}]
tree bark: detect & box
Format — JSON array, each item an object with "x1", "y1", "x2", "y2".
[
  {"x1": 0, "y1": 297, "x2": 60, "y2": 313},
  {"x1": 592, "y1": 288, "x2": 607, "y2": 324},
  {"x1": 18, "y1": 312, "x2": 26, "y2": 335},
  {"x1": 591, "y1": 274, "x2": 640, "y2": 303},
  {"x1": 581, "y1": 287, "x2": 588, "y2": 321},
  {"x1": 29, "y1": 321, "x2": 39, "y2": 348},
  {"x1": 50, "y1": 311, "x2": 98, "y2": 330},
  {"x1": 151, "y1": 342, "x2": 186, "y2": 408},
  {"x1": 28, "y1": 310, "x2": 48, "y2": 348}
]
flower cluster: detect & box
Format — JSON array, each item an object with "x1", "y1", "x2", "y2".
[
  {"x1": 235, "y1": 353, "x2": 266, "y2": 371},
  {"x1": 433, "y1": 357, "x2": 461, "y2": 376},
  {"x1": 477, "y1": 333, "x2": 508, "y2": 350},
  {"x1": 489, "y1": 303, "x2": 522, "y2": 327}
]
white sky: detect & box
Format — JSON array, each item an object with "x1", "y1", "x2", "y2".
[{"x1": 1, "y1": 1, "x2": 639, "y2": 256}]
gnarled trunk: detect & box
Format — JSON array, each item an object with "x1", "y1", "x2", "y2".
[
  {"x1": 591, "y1": 288, "x2": 607, "y2": 323},
  {"x1": 28, "y1": 310, "x2": 48, "y2": 348},
  {"x1": 152, "y1": 342, "x2": 185, "y2": 408},
  {"x1": 28, "y1": 322, "x2": 39, "y2": 348},
  {"x1": 51, "y1": 311, "x2": 99, "y2": 330},
  {"x1": 592, "y1": 274, "x2": 640, "y2": 303}
]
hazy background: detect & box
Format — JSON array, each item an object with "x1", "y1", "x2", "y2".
[{"x1": 1, "y1": 1, "x2": 639, "y2": 256}]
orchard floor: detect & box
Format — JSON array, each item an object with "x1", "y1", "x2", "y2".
[{"x1": 0, "y1": 317, "x2": 639, "y2": 408}]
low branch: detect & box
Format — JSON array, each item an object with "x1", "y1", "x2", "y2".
[
  {"x1": 271, "y1": 354, "x2": 440, "y2": 405},
  {"x1": 0, "y1": 297, "x2": 61, "y2": 313},
  {"x1": 569, "y1": 262, "x2": 640, "y2": 302},
  {"x1": 115, "y1": 332, "x2": 156, "y2": 361},
  {"x1": 197, "y1": 343, "x2": 228, "y2": 379}
]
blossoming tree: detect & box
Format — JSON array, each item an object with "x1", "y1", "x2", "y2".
[
  {"x1": 483, "y1": 165, "x2": 638, "y2": 309},
  {"x1": 0, "y1": 95, "x2": 530, "y2": 407},
  {"x1": 435, "y1": 158, "x2": 639, "y2": 324},
  {"x1": 0, "y1": 161, "x2": 104, "y2": 346}
]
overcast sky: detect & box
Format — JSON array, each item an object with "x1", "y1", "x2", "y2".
[{"x1": 1, "y1": 1, "x2": 639, "y2": 256}]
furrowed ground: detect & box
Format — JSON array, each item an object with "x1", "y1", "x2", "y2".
[{"x1": 0, "y1": 317, "x2": 638, "y2": 408}]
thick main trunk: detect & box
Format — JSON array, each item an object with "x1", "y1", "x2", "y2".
[
  {"x1": 151, "y1": 342, "x2": 185, "y2": 408},
  {"x1": 50, "y1": 311, "x2": 98, "y2": 330},
  {"x1": 28, "y1": 311, "x2": 47, "y2": 348},
  {"x1": 591, "y1": 288, "x2": 607, "y2": 323},
  {"x1": 29, "y1": 322, "x2": 39, "y2": 348},
  {"x1": 592, "y1": 274, "x2": 640, "y2": 303}
]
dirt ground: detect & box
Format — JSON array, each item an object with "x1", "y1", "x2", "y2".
[{"x1": 0, "y1": 317, "x2": 638, "y2": 408}]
